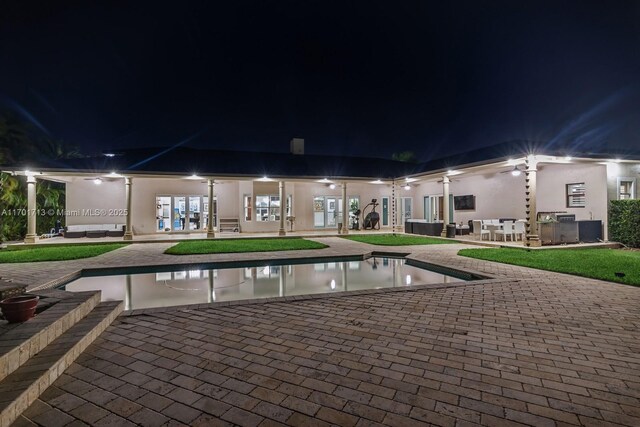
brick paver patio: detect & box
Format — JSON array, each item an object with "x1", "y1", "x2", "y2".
[{"x1": 5, "y1": 238, "x2": 640, "y2": 426}]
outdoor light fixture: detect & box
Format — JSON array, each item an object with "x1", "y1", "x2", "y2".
[
  {"x1": 93, "y1": 178, "x2": 103, "y2": 185},
  {"x1": 403, "y1": 184, "x2": 411, "y2": 190},
  {"x1": 370, "y1": 179, "x2": 383, "y2": 184},
  {"x1": 330, "y1": 279, "x2": 336, "y2": 290},
  {"x1": 511, "y1": 166, "x2": 522, "y2": 177},
  {"x1": 329, "y1": 183, "x2": 336, "y2": 190},
  {"x1": 104, "y1": 153, "x2": 116, "y2": 157}
]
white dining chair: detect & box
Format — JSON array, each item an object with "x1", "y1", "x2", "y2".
[
  {"x1": 473, "y1": 220, "x2": 490, "y2": 240},
  {"x1": 494, "y1": 221, "x2": 515, "y2": 241},
  {"x1": 514, "y1": 220, "x2": 526, "y2": 241}
]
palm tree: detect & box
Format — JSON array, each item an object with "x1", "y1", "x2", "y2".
[{"x1": 0, "y1": 110, "x2": 83, "y2": 241}]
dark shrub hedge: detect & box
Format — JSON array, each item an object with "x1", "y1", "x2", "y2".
[{"x1": 609, "y1": 199, "x2": 640, "y2": 248}]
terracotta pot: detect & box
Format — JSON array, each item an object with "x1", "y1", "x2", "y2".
[{"x1": 0, "y1": 295, "x2": 40, "y2": 323}]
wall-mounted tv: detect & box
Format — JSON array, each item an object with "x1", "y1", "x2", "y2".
[{"x1": 454, "y1": 195, "x2": 475, "y2": 210}]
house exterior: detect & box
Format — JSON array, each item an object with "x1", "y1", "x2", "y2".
[{"x1": 2, "y1": 139, "x2": 638, "y2": 246}]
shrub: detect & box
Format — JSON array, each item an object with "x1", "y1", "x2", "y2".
[{"x1": 609, "y1": 199, "x2": 640, "y2": 248}]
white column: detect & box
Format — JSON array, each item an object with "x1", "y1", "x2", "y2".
[
  {"x1": 124, "y1": 177, "x2": 133, "y2": 240},
  {"x1": 341, "y1": 182, "x2": 348, "y2": 235},
  {"x1": 207, "y1": 179, "x2": 215, "y2": 238},
  {"x1": 525, "y1": 155, "x2": 541, "y2": 247},
  {"x1": 278, "y1": 181, "x2": 286, "y2": 236},
  {"x1": 441, "y1": 176, "x2": 450, "y2": 237},
  {"x1": 24, "y1": 175, "x2": 38, "y2": 243}
]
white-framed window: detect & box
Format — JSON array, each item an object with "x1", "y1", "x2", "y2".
[
  {"x1": 243, "y1": 194, "x2": 252, "y2": 221},
  {"x1": 566, "y1": 183, "x2": 586, "y2": 208},
  {"x1": 256, "y1": 195, "x2": 280, "y2": 221},
  {"x1": 617, "y1": 177, "x2": 636, "y2": 200}
]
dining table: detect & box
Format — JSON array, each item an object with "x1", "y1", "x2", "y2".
[{"x1": 483, "y1": 223, "x2": 503, "y2": 241}]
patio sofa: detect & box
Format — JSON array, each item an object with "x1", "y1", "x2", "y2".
[
  {"x1": 405, "y1": 219, "x2": 444, "y2": 236},
  {"x1": 63, "y1": 224, "x2": 126, "y2": 238}
]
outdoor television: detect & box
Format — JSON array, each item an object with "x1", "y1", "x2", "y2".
[{"x1": 454, "y1": 195, "x2": 475, "y2": 210}]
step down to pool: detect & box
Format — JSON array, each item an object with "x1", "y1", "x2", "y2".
[
  {"x1": 0, "y1": 290, "x2": 101, "y2": 383},
  {"x1": 0, "y1": 300, "x2": 123, "y2": 427}
]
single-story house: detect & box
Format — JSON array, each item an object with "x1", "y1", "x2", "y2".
[{"x1": 2, "y1": 139, "x2": 638, "y2": 246}]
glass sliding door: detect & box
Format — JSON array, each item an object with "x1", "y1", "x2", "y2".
[
  {"x1": 173, "y1": 196, "x2": 186, "y2": 231},
  {"x1": 348, "y1": 197, "x2": 360, "y2": 229},
  {"x1": 188, "y1": 196, "x2": 201, "y2": 230},
  {"x1": 203, "y1": 196, "x2": 217, "y2": 231},
  {"x1": 313, "y1": 197, "x2": 325, "y2": 227},
  {"x1": 156, "y1": 196, "x2": 171, "y2": 232},
  {"x1": 314, "y1": 196, "x2": 352, "y2": 229},
  {"x1": 400, "y1": 197, "x2": 413, "y2": 221},
  {"x1": 326, "y1": 197, "x2": 338, "y2": 227}
]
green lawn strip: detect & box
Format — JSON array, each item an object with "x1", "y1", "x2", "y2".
[
  {"x1": 165, "y1": 238, "x2": 328, "y2": 255},
  {"x1": 344, "y1": 234, "x2": 456, "y2": 246},
  {"x1": 459, "y1": 247, "x2": 640, "y2": 286},
  {"x1": 0, "y1": 244, "x2": 127, "y2": 263}
]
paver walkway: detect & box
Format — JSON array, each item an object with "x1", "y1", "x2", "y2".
[{"x1": 5, "y1": 239, "x2": 640, "y2": 426}]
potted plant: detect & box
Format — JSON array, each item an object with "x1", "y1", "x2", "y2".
[{"x1": 0, "y1": 295, "x2": 39, "y2": 323}]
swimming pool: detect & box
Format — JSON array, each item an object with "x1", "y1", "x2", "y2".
[{"x1": 61, "y1": 257, "x2": 469, "y2": 310}]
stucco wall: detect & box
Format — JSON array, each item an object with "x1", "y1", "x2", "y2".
[
  {"x1": 413, "y1": 163, "x2": 608, "y2": 229},
  {"x1": 414, "y1": 172, "x2": 527, "y2": 224},
  {"x1": 65, "y1": 178, "x2": 126, "y2": 225},
  {"x1": 64, "y1": 161, "x2": 612, "y2": 236},
  {"x1": 537, "y1": 163, "x2": 607, "y2": 221},
  {"x1": 605, "y1": 162, "x2": 640, "y2": 201}
]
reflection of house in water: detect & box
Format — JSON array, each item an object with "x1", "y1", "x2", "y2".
[{"x1": 63, "y1": 258, "x2": 463, "y2": 310}]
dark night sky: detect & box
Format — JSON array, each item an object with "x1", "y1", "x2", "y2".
[{"x1": 1, "y1": 1, "x2": 639, "y2": 161}]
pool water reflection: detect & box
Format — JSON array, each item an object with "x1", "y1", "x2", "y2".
[{"x1": 62, "y1": 257, "x2": 464, "y2": 310}]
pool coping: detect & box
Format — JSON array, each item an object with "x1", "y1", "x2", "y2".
[{"x1": 120, "y1": 276, "x2": 512, "y2": 316}]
